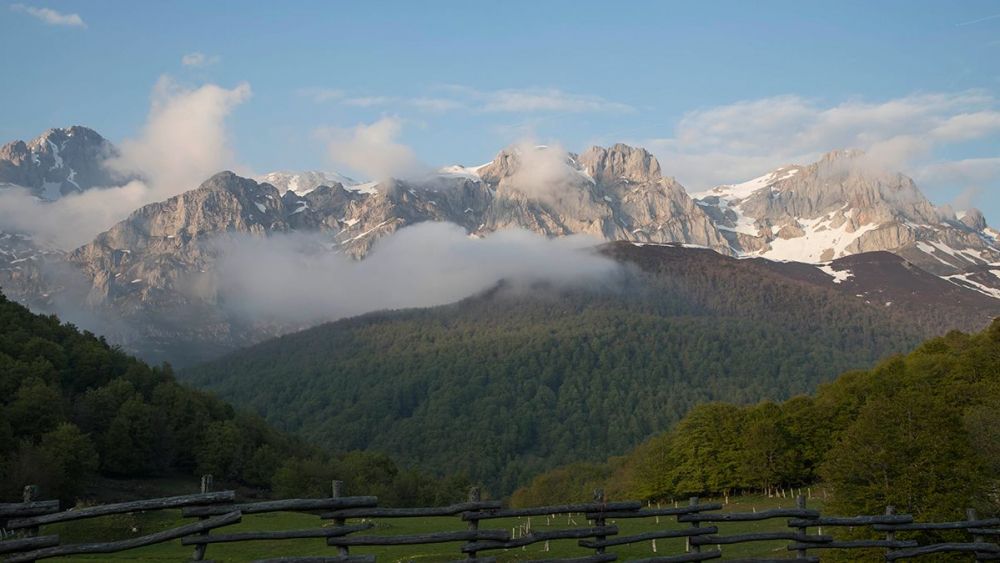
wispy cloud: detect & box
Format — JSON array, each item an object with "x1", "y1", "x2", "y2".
[
  {"x1": 301, "y1": 85, "x2": 631, "y2": 114},
  {"x1": 10, "y1": 3, "x2": 85, "y2": 27},
  {"x1": 480, "y1": 88, "x2": 633, "y2": 113},
  {"x1": 341, "y1": 96, "x2": 396, "y2": 108},
  {"x1": 181, "y1": 52, "x2": 221, "y2": 67},
  {"x1": 955, "y1": 12, "x2": 1000, "y2": 26}
]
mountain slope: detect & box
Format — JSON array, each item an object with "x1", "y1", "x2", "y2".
[{"x1": 181, "y1": 242, "x2": 993, "y2": 495}]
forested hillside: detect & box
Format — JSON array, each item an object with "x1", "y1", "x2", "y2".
[
  {"x1": 183, "y1": 244, "x2": 955, "y2": 495},
  {"x1": 0, "y1": 292, "x2": 467, "y2": 506},
  {"x1": 515, "y1": 319, "x2": 1000, "y2": 522}
]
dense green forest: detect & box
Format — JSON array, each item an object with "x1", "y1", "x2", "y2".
[
  {"x1": 0, "y1": 292, "x2": 468, "y2": 506},
  {"x1": 514, "y1": 320, "x2": 1000, "y2": 522},
  {"x1": 184, "y1": 245, "x2": 943, "y2": 495}
]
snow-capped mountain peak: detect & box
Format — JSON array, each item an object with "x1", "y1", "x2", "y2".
[
  {"x1": 256, "y1": 170, "x2": 360, "y2": 196},
  {"x1": 693, "y1": 150, "x2": 1000, "y2": 281},
  {"x1": 0, "y1": 126, "x2": 123, "y2": 200}
]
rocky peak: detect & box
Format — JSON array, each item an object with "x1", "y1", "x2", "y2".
[
  {"x1": 577, "y1": 143, "x2": 662, "y2": 185},
  {"x1": 477, "y1": 145, "x2": 584, "y2": 185},
  {"x1": 819, "y1": 148, "x2": 866, "y2": 163},
  {"x1": 0, "y1": 125, "x2": 123, "y2": 199},
  {"x1": 959, "y1": 208, "x2": 987, "y2": 231}
]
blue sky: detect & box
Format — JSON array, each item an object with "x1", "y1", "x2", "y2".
[{"x1": 2, "y1": 0, "x2": 1000, "y2": 215}]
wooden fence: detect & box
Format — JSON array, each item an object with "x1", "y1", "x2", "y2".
[{"x1": 2, "y1": 477, "x2": 999, "y2": 562}]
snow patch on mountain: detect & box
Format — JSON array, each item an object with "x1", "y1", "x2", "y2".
[
  {"x1": 437, "y1": 163, "x2": 490, "y2": 179},
  {"x1": 818, "y1": 263, "x2": 854, "y2": 284}
]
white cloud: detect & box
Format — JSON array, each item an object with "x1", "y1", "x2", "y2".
[
  {"x1": 10, "y1": 3, "x2": 85, "y2": 27},
  {"x1": 644, "y1": 92, "x2": 1000, "y2": 192},
  {"x1": 108, "y1": 75, "x2": 252, "y2": 196},
  {"x1": 0, "y1": 76, "x2": 251, "y2": 250},
  {"x1": 499, "y1": 141, "x2": 585, "y2": 204},
  {"x1": 318, "y1": 117, "x2": 427, "y2": 181},
  {"x1": 211, "y1": 222, "x2": 619, "y2": 324},
  {"x1": 181, "y1": 52, "x2": 221, "y2": 67}
]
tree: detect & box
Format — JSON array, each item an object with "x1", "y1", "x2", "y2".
[{"x1": 101, "y1": 396, "x2": 170, "y2": 476}]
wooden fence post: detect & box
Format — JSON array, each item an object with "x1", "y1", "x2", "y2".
[
  {"x1": 332, "y1": 480, "x2": 349, "y2": 557},
  {"x1": 21, "y1": 486, "x2": 40, "y2": 563},
  {"x1": 592, "y1": 489, "x2": 607, "y2": 556},
  {"x1": 191, "y1": 474, "x2": 213, "y2": 562},
  {"x1": 464, "y1": 487, "x2": 481, "y2": 561},
  {"x1": 968, "y1": 508, "x2": 984, "y2": 563},
  {"x1": 884, "y1": 505, "x2": 896, "y2": 560},
  {"x1": 688, "y1": 496, "x2": 700, "y2": 554},
  {"x1": 795, "y1": 495, "x2": 808, "y2": 560},
  {"x1": 21, "y1": 486, "x2": 40, "y2": 540}
]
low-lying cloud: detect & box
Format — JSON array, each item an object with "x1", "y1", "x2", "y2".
[{"x1": 210, "y1": 222, "x2": 620, "y2": 325}]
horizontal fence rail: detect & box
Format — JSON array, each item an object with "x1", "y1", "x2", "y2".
[{"x1": 1, "y1": 479, "x2": 999, "y2": 562}]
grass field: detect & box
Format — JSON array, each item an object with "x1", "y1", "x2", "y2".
[{"x1": 35, "y1": 493, "x2": 831, "y2": 562}]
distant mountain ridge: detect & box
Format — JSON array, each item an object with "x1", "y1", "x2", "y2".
[{"x1": 1, "y1": 126, "x2": 999, "y2": 362}]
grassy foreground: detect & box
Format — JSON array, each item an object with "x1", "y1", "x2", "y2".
[{"x1": 38, "y1": 493, "x2": 827, "y2": 562}]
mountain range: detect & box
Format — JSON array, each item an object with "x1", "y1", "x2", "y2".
[{"x1": 2, "y1": 126, "x2": 999, "y2": 363}]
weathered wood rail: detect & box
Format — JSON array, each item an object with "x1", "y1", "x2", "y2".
[{"x1": 1, "y1": 479, "x2": 998, "y2": 562}]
